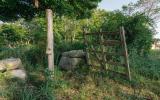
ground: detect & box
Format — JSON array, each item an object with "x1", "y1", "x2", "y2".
[{"x1": 0, "y1": 50, "x2": 160, "y2": 100}]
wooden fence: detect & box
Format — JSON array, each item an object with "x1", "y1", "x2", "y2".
[{"x1": 83, "y1": 27, "x2": 131, "y2": 81}]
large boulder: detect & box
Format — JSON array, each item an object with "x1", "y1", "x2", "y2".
[
  {"x1": 59, "y1": 57, "x2": 82, "y2": 70},
  {"x1": 9, "y1": 69, "x2": 26, "y2": 80},
  {"x1": 0, "y1": 58, "x2": 23, "y2": 71},
  {"x1": 0, "y1": 58, "x2": 26, "y2": 80},
  {"x1": 0, "y1": 63, "x2": 6, "y2": 73},
  {"x1": 59, "y1": 50, "x2": 85, "y2": 70}
]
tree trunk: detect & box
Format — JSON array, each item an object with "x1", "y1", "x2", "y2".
[
  {"x1": 34, "y1": 0, "x2": 39, "y2": 8},
  {"x1": 46, "y1": 9, "x2": 54, "y2": 71}
]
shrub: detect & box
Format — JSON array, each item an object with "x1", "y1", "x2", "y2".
[
  {"x1": 0, "y1": 23, "x2": 29, "y2": 47},
  {"x1": 101, "y1": 11, "x2": 154, "y2": 55}
]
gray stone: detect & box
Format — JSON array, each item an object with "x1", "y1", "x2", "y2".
[
  {"x1": 9, "y1": 69, "x2": 26, "y2": 80},
  {"x1": 0, "y1": 58, "x2": 23, "y2": 70},
  {"x1": 62, "y1": 50, "x2": 85, "y2": 58},
  {"x1": 0, "y1": 58, "x2": 26, "y2": 80},
  {"x1": 59, "y1": 50, "x2": 86, "y2": 70},
  {"x1": 59, "y1": 57, "x2": 82, "y2": 70},
  {"x1": 0, "y1": 63, "x2": 6, "y2": 73}
]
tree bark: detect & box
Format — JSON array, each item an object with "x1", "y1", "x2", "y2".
[
  {"x1": 34, "y1": 0, "x2": 39, "y2": 8},
  {"x1": 46, "y1": 9, "x2": 54, "y2": 71}
]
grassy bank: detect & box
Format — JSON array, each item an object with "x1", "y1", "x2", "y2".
[{"x1": 0, "y1": 48, "x2": 159, "y2": 100}]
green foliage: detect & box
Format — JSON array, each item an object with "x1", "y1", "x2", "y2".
[
  {"x1": 22, "y1": 16, "x2": 86, "y2": 65},
  {"x1": 0, "y1": 1, "x2": 159, "y2": 99},
  {"x1": 50, "y1": 65, "x2": 159, "y2": 99},
  {"x1": 0, "y1": 68, "x2": 56, "y2": 100},
  {"x1": 130, "y1": 50, "x2": 160, "y2": 80},
  {"x1": 39, "y1": 0, "x2": 102, "y2": 18},
  {"x1": 0, "y1": 0, "x2": 34, "y2": 20},
  {"x1": 0, "y1": 47, "x2": 159, "y2": 100},
  {"x1": 74, "y1": 10, "x2": 154, "y2": 55},
  {"x1": 0, "y1": 0, "x2": 102, "y2": 21},
  {"x1": 100, "y1": 11, "x2": 154, "y2": 55},
  {"x1": 0, "y1": 23, "x2": 29, "y2": 46},
  {"x1": 25, "y1": 45, "x2": 47, "y2": 66},
  {"x1": 26, "y1": 17, "x2": 47, "y2": 46},
  {"x1": 124, "y1": 14, "x2": 153, "y2": 55}
]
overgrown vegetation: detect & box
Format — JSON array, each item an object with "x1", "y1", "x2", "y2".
[{"x1": 0, "y1": 0, "x2": 160, "y2": 99}]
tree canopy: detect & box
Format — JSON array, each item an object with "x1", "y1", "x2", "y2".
[
  {"x1": 0, "y1": 0, "x2": 102, "y2": 20},
  {"x1": 122, "y1": 0, "x2": 160, "y2": 23}
]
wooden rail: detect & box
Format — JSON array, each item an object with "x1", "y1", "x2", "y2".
[{"x1": 88, "y1": 50, "x2": 125, "y2": 56}]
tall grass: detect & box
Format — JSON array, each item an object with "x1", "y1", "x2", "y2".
[
  {"x1": 130, "y1": 50, "x2": 160, "y2": 80},
  {"x1": 0, "y1": 40, "x2": 159, "y2": 99}
]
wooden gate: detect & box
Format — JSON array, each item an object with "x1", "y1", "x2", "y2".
[{"x1": 83, "y1": 27, "x2": 131, "y2": 81}]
